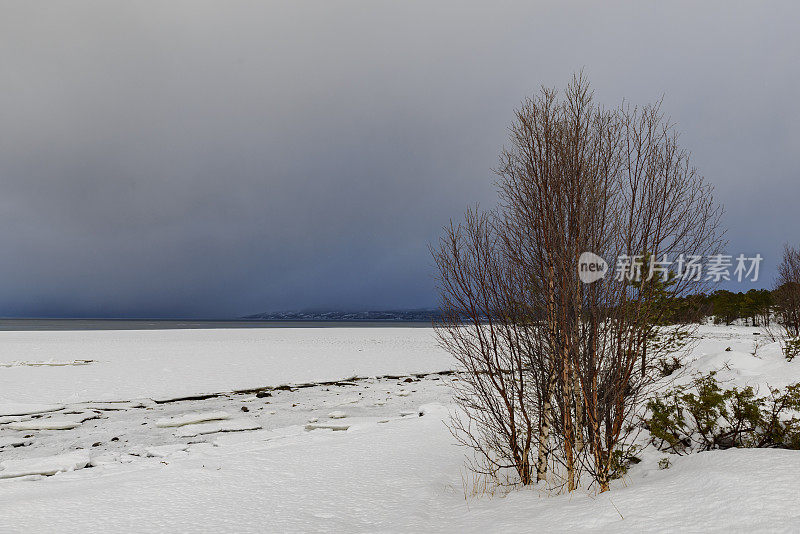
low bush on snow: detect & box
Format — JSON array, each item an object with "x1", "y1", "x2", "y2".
[
  {"x1": 782, "y1": 336, "x2": 800, "y2": 362},
  {"x1": 646, "y1": 372, "x2": 800, "y2": 454}
]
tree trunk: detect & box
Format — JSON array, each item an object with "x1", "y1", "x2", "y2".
[
  {"x1": 536, "y1": 368, "x2": 557, "y2": 482},
  {"x1": 573, "y1": 370, "x2": 585, "y2": 455},
  {"x1": 563, "y1": 349, "x2": 576, "y2": 492}
]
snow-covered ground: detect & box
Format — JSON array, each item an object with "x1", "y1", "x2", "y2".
[{"x1": 1, "y1": 325, "x2": 799, "y2": 532}]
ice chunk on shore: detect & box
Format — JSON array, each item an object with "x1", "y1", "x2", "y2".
[
  {"x1": 0, "y1": 416, "x2": 33, "y2": 425},
  {"x1": 0, "y1": 403, "x2": 65, "y2": 417},
  {"x1": 83, "y1": 402, "x2": 137, "y2": 411},
  {"x1": 145, "y1": 444, "x2": 190, "y2": 458},
  {"x1": 174, "y1": 418, "x2": 260, "y2": 437},
  {"x1": 305, "y1": 423, "x2": 350, "y2": 431},
  {"x1": 0, "y1": 436, "x2": 33, "y2": 448},
  {"x1": 0, "y1": 452, "x2": 90, "y2": 479},
  {"x1": 89, "y1": 454, "x2": 120, "y2": 467},
  {"x1": 155, "y1": 411, "x2": 231, "y2": 428},
  {"x1": 8, "y1": 418, "x2": 82, "y2": 431},
  {"x1": 0, "y1": 359, "x2": 95, "y2": 367},
  {"x1": 327, "y1": 411, "x2": 347, "y2": 419},
  {"x1": 4, "y1": 411, "x2": 98, "y2": 431}
]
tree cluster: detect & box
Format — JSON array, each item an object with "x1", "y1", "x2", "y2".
[
  {"x1": 772, "y1": 245, "x2": 800, "y2": 359},
  {"x1": 660, "y1": 289, "x2": 773, "y2": 326},
  {"x1": 432, "y1": 75, "x2": 723, "y2": 493}
]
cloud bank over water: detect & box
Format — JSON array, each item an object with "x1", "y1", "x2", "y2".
[{"x1": 1, "y1": 2, "x2": 798, "y2": 317}]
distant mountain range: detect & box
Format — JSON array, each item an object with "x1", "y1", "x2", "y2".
[{"x1": 241, "y1": 309, "x2": 441, "y2": 322}]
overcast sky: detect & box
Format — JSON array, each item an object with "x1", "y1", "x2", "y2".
[{"x1": 1, "y1": 1, "x2": 798, "y2": 318}]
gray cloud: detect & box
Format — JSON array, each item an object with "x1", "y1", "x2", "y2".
[{"x1": 1, "y1": 1, "x2": 798, "y2": 317}]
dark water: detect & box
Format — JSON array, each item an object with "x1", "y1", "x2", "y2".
[{"x1": 0, "y1": 319, "x2": 434, "y2": 331}]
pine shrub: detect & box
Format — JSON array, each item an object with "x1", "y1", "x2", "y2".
[{"x1": 646, "y1": 372, "x2": 800, "y2": 454}]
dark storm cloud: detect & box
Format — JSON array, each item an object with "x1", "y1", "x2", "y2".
[{"x1": 1, "y1": 1, "x2": 798, "y2": 317}]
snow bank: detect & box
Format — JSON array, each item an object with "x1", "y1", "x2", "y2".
[
  {"x1": 687, "y1": 340, "x2": 800, "y2": 391},
  {"x1": 1, "y1": 402, "x2": 798, "y2": 532},
  {"x1": 455, "y1": 448, "x2": 800, "y2": 533}
]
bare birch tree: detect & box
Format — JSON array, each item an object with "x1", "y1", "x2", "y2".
[
  {"x1": 432, "y1": 208, "x2": 540, "y2": 485},
  {"x1": 773, "y1": 244, "x2": 800, "y2": 359},
  {"x1": 433, "y1": 73, "x2": 723, "y2": 493}
]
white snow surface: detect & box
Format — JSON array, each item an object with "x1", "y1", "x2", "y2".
[
  {"x1": 1, "y1": 405, "x2": 799, "y2": 532},
  {"x1": 1, "y1": 325, "x2": 800, "y2": 532},
  {"x1": 0, "y1": 327, "x2": 450, "y2": 405}
]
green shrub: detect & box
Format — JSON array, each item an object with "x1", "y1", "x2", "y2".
[
  {"x1": 646, "y1": 373, "x2": 800, "y2": 454},
  {"x1": 782, "y1": 336, "x2": 800, "y2": 362},
  {"x1": 657, "y1": 355, "x2": 683, "y2": 377},
  {"x1": 608, "y1": 444, "x2": 642, "y2": 480}
]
